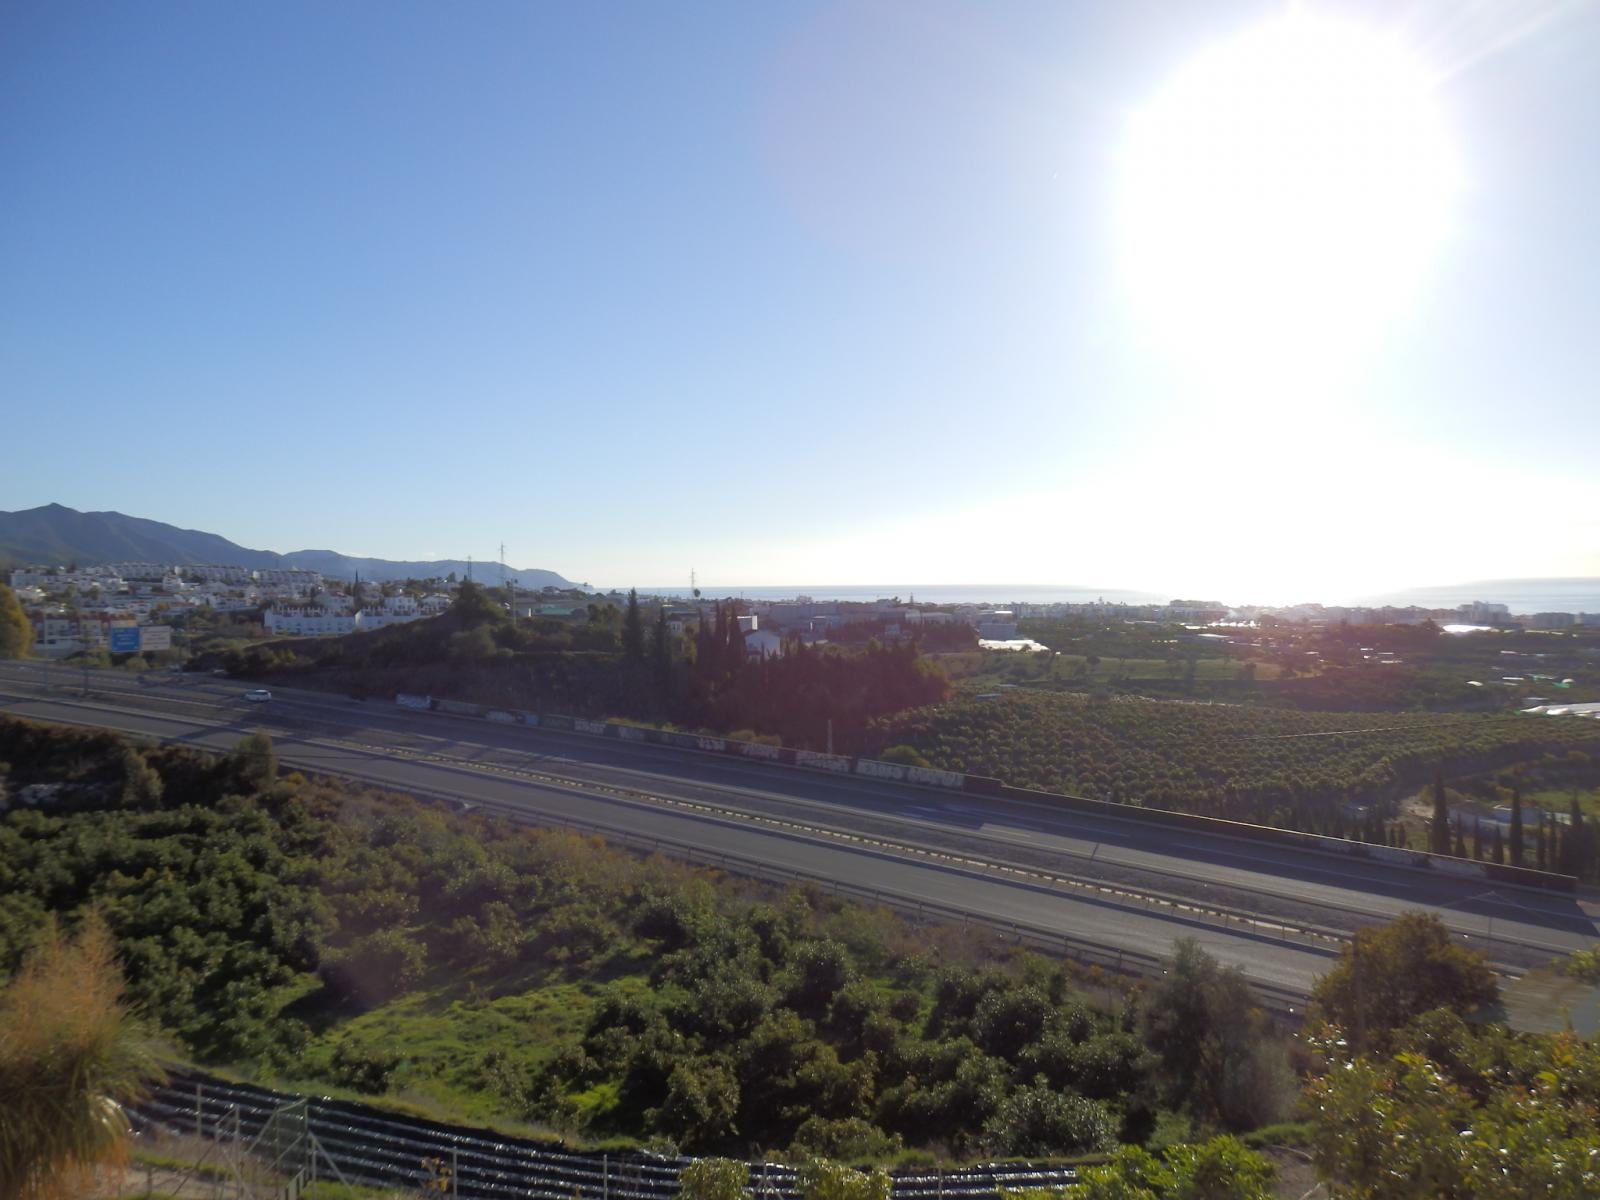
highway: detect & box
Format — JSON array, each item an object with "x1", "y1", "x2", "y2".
[{"x1": 3, "y1": 660, "x2": 1595, "y2": 1001}]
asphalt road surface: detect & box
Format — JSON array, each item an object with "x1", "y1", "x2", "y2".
[{"x1": 4, "y1": 661, "x2": 1595, "y2": 999}]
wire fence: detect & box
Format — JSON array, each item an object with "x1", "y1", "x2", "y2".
[{"x1": 130, "y1": 1070, "x2": 1084, "y2": 1200}]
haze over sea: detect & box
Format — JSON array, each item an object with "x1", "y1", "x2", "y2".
[{"x1": 648, "y1": 579, "x2": 1600, "y2": 616}]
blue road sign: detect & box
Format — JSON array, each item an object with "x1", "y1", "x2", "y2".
[{"x1": 109, "y1": 627, "x2": 141, "y2": 654}]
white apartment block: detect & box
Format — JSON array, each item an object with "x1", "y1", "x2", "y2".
[
  {"x1": 183, "y1": 564, "x2": 255, "y2": 584},
  {"x1": 254, "y1": 568, "x2": 323, "y2": 589},
  {"x1": 265, "y1": 606, "x2": 429, "y2": 637}
]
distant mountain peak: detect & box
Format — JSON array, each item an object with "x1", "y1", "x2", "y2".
[{"x1": 0, "y1": 504, "x2": 572, "y2": 587}]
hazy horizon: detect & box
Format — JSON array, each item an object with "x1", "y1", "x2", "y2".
[{"x1": 626, "y1": 576, "x2": 1600, "y2": 614}]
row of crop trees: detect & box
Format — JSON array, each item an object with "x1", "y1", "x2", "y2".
[{"x1": 870, "y1": 691, "x2": 1600, "y2": 853}]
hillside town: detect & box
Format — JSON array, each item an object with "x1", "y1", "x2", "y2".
[{"x1": 9, "y1": 561, "x2": 1600, "y2": 658}]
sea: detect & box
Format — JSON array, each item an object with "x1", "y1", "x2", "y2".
[{"x1": 639, "y1": 578, "x2": 1600, "y2": 616}]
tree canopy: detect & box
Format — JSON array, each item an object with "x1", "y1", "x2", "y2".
[
  {"x1": 1309, "y1": 911, "x2": 1498, "y2": 1053},
  {"x1": 0, "y1": 582, "x2": 30, "y2": 659}
]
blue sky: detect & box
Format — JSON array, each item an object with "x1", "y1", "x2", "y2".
[{"x1": 3, "y1": 1, "x2": 1597, "y2": 602}]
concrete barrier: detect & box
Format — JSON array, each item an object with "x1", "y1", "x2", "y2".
[
  {"x1": 485, "y1": 710, "x2": 521, "y2": 725},
  {"x1": 908, "y1": 765, "x2": 964, "y2": 789},
  {"x1": 793, "y1": 749, "x2": 852, "y2": 773},
  {"x1": 738, "y1": 741, "x2": 781, "y2": 761},
  {"x1": 574, "y1": 718, "x2": 607, "y2": 735},
  {"x1": 855, "y1": 759, "x2": 907, "y2": 783},
  {"x1": 436, "y1": 699, "x2": 483, "y2": 717},
  {"x1": 616, "y1": 725, "x2": 648, "y2": 742},
  {"x1": 1432, "y1": 855, "x2": 1491, "y2": 879},
  {"x1": 395, "y1": 693, "x2": 432, "y2": 711}
]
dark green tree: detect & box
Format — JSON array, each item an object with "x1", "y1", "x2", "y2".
[
  {"x1": 1509, "y1": 786, "x2": 1524, "y2": 868},
  {"x1": 622, "y1": 589, "x2": 645, "y2": 663},
  {"x1": 1561, "y1": 796, "x2": 1587, "y2": 878},
  {"x1": 1429, "y1": 766, "x2": 1450, "y2": 856},
  {"x1": 451, "y1": 580, "x2": 505, "y2": 627},
  {"x1": 651, "y1": 606, "x2": 672, "y2": 691},
  {"x1": 1141, "y1": 938, "x2": 1291, "y2": 1128}
]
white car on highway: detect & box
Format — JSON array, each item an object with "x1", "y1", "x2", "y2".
[{"x1": 243, "y1": 689, "x2": 272, "y2": 703}]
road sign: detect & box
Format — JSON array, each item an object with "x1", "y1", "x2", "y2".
[
  {"x1": 109, "y1": 627, "x2": 140, "y2": 654},
  {"x1": 139, "y1": 625, "x2": 172, "y2": 651}
]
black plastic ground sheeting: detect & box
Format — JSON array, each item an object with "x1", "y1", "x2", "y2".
[{"x1": 133, "y1": 1069, "x2": 1080, "y2": 1199}]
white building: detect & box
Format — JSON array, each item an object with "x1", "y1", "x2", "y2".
[
  {"x1": 184, "y1": 564, "x2": 255, "y2": 584},
  {"x1": 254, "y1": 568, "x2": 323, "y2": 589},
  {"x1": 264, "y1": 605, "x2": 430, "y2": 637},
  {"x1": 745, "y1": 629, "x2": 784, "y2": 659}
]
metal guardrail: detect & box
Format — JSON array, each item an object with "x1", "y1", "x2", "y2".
[{"x1": 132, "y1": 1071, "x2": 1082, "y2": 1200}]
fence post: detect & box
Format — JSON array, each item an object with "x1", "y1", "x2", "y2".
[{"x1": 196, "y1": 1081, "x2": 204, "y2": 1138}]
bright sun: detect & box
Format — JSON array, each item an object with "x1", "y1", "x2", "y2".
[{"x1": 1116, "y1": 12, "x2": 1461, "y2": 389}]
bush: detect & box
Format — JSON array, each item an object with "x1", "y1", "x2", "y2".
[
  {"x1": 981, "y1": 1083, "x2": 1118, "y2": 1156},
  {"x1": 789, "y1": 1116, "x2": 903, "y2": 1163},
  {"x1": 324, "y1": 929, "x2": 427, "y2": 1006}
]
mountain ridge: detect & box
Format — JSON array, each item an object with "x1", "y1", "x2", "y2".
[{"x1": 0, "y1": 504, "x2": 573, "y2": 587}]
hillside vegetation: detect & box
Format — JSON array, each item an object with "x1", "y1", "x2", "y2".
[
  {"x1": 0, "y1": 715, "x2": 1292, "y2": 1162},
  {"x1": 234, "y1": 584, "x2": 949, "y2": 750},
  {"x1": 6, "y1": 714, "x2": 1599, "y2": 1197}
]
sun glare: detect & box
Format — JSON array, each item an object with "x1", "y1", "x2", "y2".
[{"x1": 1116, "y1": 13, "x2": 1461, "y2": 391}]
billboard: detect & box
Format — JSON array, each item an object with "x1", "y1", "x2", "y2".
[
  {"x1": 139, "y1": 626, "x2": 172, "y2": 652},
  {"x1": 109, "y1": 627, "x2": 140, "y2": 654}
]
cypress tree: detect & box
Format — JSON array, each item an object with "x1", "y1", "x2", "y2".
[
  {"x1": 651, "y1": 606, "x2": 672, "y2": 695},
  {"x1": 725, "y1": 605, "x2": 745, "y2": 675},
  {"x1": 1509, "y1": 786, "x2": 1525, "y2": 868},
  {"x1": 1471, "y1": 817, "x2": 1484, "y2": 861},
  {"x1": 1452, "y1": 819, "x2": 1466, "y2": 859},
  {"x1": 1536, "y1": 815, "x2": 1548, "y2": 870},
  {"x1": 1491, "y1": 823, "x2": 1504, "y2": 865},
  {"x1": 622, "y1": 589, "x2": 645, "y2": 663},
  {"x1": 1430, "y1": 766, "x2": 1451, "y2": 856},
  {"x1": 1568, "y1": 796, "x2": 1587, "y2": 879}
]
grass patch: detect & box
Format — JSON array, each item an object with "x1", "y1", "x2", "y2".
[
  {"x1": 1240, "y1": 1121, "x2": 1316, "y2": 1150},
  {"x1": 1524, "y1": 785, "x2": 1600, "y2": 819},
  {"x1": 288, "y1": 976, "x2": 628, "y2": 1128}
]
